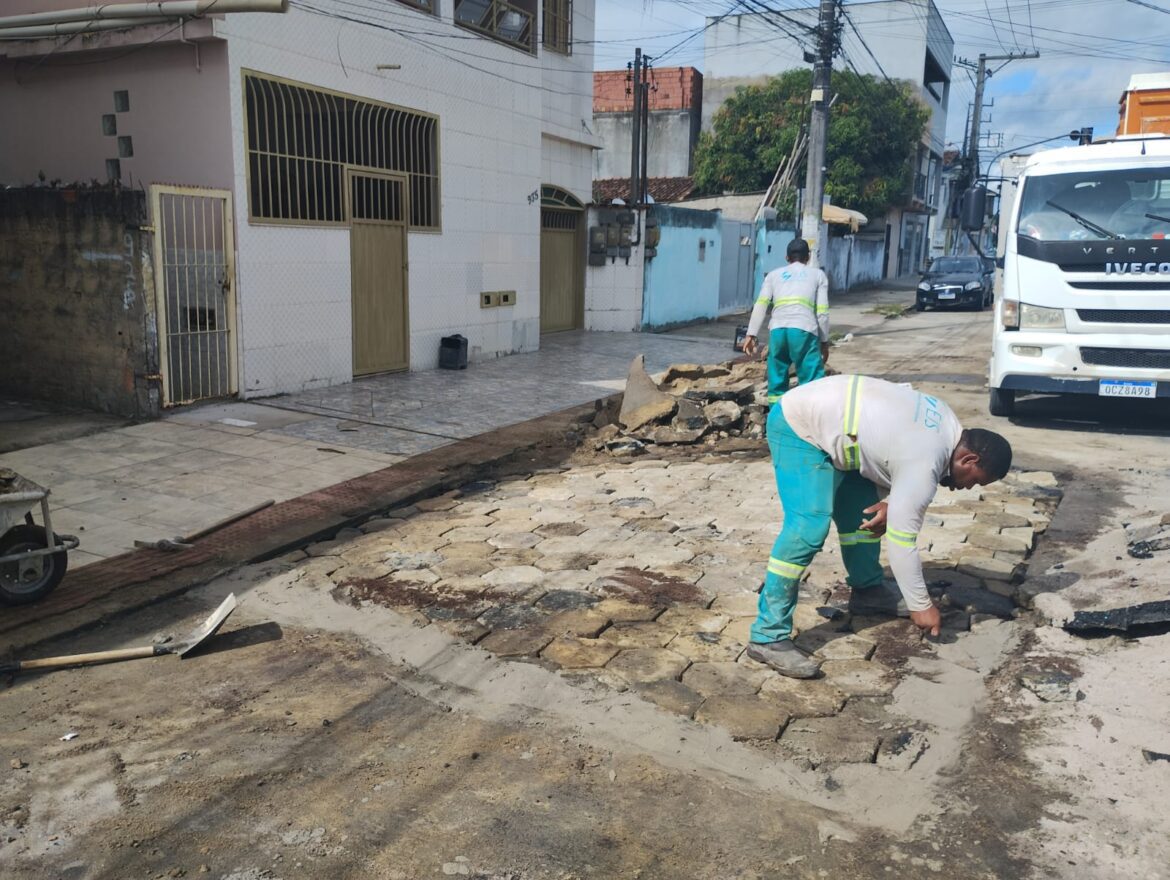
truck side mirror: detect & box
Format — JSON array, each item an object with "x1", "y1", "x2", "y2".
[{"x1": 961, "y1": 186, "x2": 988, "y2": 232}]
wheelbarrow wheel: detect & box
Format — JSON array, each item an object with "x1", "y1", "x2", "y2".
[{"x1": 0, "y1": 525, "x2": 68, "y2": 606}]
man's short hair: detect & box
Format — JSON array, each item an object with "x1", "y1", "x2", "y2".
[
  {"x1": 963, "y1": 428, "x2": 1012, "y2": 480},
  {"x1": 787, "y1": 238, "x2": 811, "y2": 261}
]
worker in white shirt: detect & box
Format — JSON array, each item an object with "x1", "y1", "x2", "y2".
[
  {"x1": 742, "y1": 238, "x2": 830, "y2": 404},
  {"x1": 746, "y1": 374, "x2": 1013, "y2": 679}
]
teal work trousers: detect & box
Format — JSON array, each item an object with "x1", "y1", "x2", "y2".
[
  {"x1": 750, "y1": 405, "x2": 886, "y2": 644},
  {"x1": 766, "y1": 326, "x2": 825, "y2": 404}
]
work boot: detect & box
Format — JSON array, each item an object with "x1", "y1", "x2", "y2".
[
  {"x1": 746, "y1": 640, "x2": 821, "y2": 679},
  {"x1": 847, "y1": 579, "x2": 909, "y2": 618}
]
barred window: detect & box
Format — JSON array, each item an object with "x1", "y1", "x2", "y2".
[
  {"x1": 454, "y1": 0, "x2": 537, "y2": 54},
  {"x1": 394, "y1": 0, "x2": 435, "y2": 12},
  {"x1": 244, "y1": 71, "x2": 440, "y2": 230},
  {"x1": 543, "y1": 0, "x2": 572, "y2": 55}
]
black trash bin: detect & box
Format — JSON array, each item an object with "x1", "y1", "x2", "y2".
[{"x1": 439, "y1": 334, "x2": 468, "y2": 370}]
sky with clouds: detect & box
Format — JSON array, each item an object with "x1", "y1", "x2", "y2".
[{"x1": 591, "y1": 0, "x2": 1170, "y2": 169}]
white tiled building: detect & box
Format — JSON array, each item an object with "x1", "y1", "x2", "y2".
[{"x1": 0, "y1": 0, "x2": 597, "y2": 404}]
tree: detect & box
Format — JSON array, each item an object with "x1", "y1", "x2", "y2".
[{"x1": 693, "y1": 69, "x2": 930, "y2": 221}]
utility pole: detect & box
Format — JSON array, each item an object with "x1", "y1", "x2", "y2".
[
  {"x1": 629, "y1": 48, "x2": 642, "y2": 206},
  {"x1": 800, "y1": 0, "x2": 838, "y2": 268},
  {"x1": 968, "y1": 51, "x2": 1039, "y2": 182},
  {"x1": 639, "y1": 55, "x2": 651, "y2": 205}
]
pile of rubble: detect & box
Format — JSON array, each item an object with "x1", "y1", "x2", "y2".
[
  {"x1": 1125, "y1": 512, "x2": 1170, "y2": 559},
  {"x1": 591, "y1": 355, "x2": 769, "y2": 456}
]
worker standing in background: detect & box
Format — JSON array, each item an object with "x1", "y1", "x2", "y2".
[{"x1": 742, "y1": 238, "x2": 830, "y2": 404}]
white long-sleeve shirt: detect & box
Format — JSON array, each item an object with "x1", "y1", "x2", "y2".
[
  {"x1": 745, "y1": 261, "x2": 830, "y2": 343},
  {"x1": 780, "y1": 375, "x2": 963, "y2": 612}
]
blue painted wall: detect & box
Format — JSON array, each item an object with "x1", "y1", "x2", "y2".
[
  {"x1": 641, "y1": 205, "x2": 723, "y2": 329},
  {"x1": 752, "y1": 219, "x2": 797, "y2": 301}
]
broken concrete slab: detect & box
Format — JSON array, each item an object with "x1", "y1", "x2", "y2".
[
  {"x1": 619, "y1": 355, "x2": 677, "y2": 431},
  {"x1": 672, "y1": 398, "x2": 709, "y2": 432},
  {"x1": 703, "y1": 400, "x2": 743, "y2": 429},
  {"x1": 683, "y1": 379, "x2": 756, "y2": 404},
  {"x1": 646, "y1": 425, "x2": 706, "y2": 445},
  {"x1": 1018, "y1": 669, "x2": 1079, "y2": 702},
  {"x1": 1062, "y1": 599, "x2": 1170, "y2": 634},
  {"x1": 935, "y1": 583, "x2": 1017, "y2": 619}
]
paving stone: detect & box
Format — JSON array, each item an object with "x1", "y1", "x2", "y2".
[
  {"x1": 1001, "y1": 526, "x2": 1035, "y2": 550},
  {"x1": 544, "y1": 609, "x2": 611, "y2": 638},
  {"x1": 684, "y1": 379, "x2": 756, "y2": 403},
  {"x1": 423, "y1": 599, "x2": 496, "y2": 621},
  {"x1": 361, "y1": 516, "x2": 403, "y2": 533},
  {"x1": 682, "y1": 661, "x2": 767, "y2": 697},
  {"x1": 703, "y1": 400, "x2": 743, "y2": 429},
  {"x1": 820, "y1": 660, "x2": 898, "y2": 697},
  {"x1": 535, "y1": 590, "x2": 599, "y2": 613},
  {"x1": 758, "y1": 675, "x2": 848, "y2": 719},
  {"x1": 481, "y1": 565, "x2": 547, "y2": 588},
  {"x1": 441, "y1": 541, "x2": 497, "y2": 559},
  {"x1": 590, "y1": 568, "x2": 711, "y2": 607},
  {"x1": 533, "y1": 553, "x2": 598, "y2": 572},
  {"x1": 478, "y1": 627, "x2": 554, "y2": 658},
  {"x1": 957, "y1": 555, "x2": 1022, "y2": 583},
  {"x1": 432, "y1": 557, "x2": 495, "y2": 579},
  {"x1": 667, "y1": 631, "x2": 745, "y2": 663},
  {"x1": 984, "y1": 579, "x2": 1016, "y2": 598},
  {"x1": 436, "y1": 514, "x2": 498, "y2": 532},
  {"x1": 489, "y1": 531, "x2": 543, "y2": 550},
  {"x1": 478, "y1": 604, "x2": 547, "y2": 631},
  {"x1": 490, "y1": 549, "x2": 544, "y2": 568},
  {"x1": 541, "y1": 637, "x2": 620, "y2": 669},
  {"x1": 626, "y1": 517, "x2": 680, "y2": 534},
  {"x1": 619, "y1": 355, "x2": 678, "y2": 431},
  {"x1": 792, "y1": 603, "x2": 826, "y2": 634},
  {"x1": 779, "y1": 717, "x2": 881, "y2": 766},
  {"x1": 721, "y1": 616, "x2": 754, "y2": 644},
  {"x1": 936, "y1": 583, "x2": 1016, "y2": 618},
  {"x1": 431, "y1": 617, "x2": 491, "y2": 643},
  {"x1": 633, "y1": 679, "x2": 704, "y2": 718},
  {"x1": 655, "y1": 607, "x2": 730, "y2": 633},
  {"x1": 695, "y1": 695, "x2": 789, "y2": 741},
  {"x1": 965, "y1": 531, "x2": 1031, "y2": 554},
  {"x1": 539, "y1": 569, "x2": 596, "y2": 590},
  {"x1": 794, "y1": 629, "x2": 877, "y2": 661},
  {"x1": 534, "y1": 521, "x2": 588, "y2": 538},
  {"x1": 646, "y1": 425, "x2": 706, "y2": 445},
  {"x1": 415, "y1": 496, "x2": 459, "y2": 512},
  {"x1": 605, "y1": 648, "x2": 691, "y2": 684},
  {"x1": 593, "y1": 598, "x2": 664, "y2": 622},
  {"x1": 711, "y1": 591, "x2": 761, "y2": 617},
  {"x1": 973, "y1": 510, "x2": 1033, "y2": 529},
  {"x1": 441, "y1": 526, "x2": 496, "y2": 544}
]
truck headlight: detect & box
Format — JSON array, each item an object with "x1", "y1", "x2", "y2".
[
  {"x1": 1019, "y1": 303, "x2": 1066, "y2": 330},
  {"x1": 964, "y1": 281, "x2": 981, "y2": 291},
  {"x1": 918, "y1": 282, "x2": 931, "y2": 291}
]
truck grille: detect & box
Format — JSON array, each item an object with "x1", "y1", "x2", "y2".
[
  {"x1": 1077, "y1": 309, "x2": 1170, "y2": 324},
  {"x1": 1080, "y1": 347, "x2": 1170, "y2": 369}
]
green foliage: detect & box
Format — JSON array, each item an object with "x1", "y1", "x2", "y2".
[{"x1": 692, "y1": 69, "x2": 930, "y2": 220}]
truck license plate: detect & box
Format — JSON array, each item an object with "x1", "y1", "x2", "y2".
[{"x1": 1099, "y1": 380, "x2": 1156, "y2": 398}]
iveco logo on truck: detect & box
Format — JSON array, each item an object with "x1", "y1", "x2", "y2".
[{"x1": 1105, "y1": 262, "x2": 1170, "y2": 273}]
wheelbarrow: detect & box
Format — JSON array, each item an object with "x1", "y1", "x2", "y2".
[{"x1": 0, "y1": 468, "x2": 79, "y2": 606}]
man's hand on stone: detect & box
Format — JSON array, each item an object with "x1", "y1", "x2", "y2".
[
  {"x1": 910, "y1": 605, "x2": 941, "y2": 637},
  {"x1": 859, "y1": 501, "x2": 888, "y2": 536},
  {"x1": 820, "y1": 341, "x2": 830, "y2": 364},
  {"x1": 743, "y1": 335, "x2": 758, "y2": 357}
]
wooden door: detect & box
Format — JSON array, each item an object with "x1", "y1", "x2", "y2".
[
  {"x1": 348, "y1": 169, "x2": 409, "y2": 375},
  {"x1": 540, "y1": 208, "x2": 581, "y2": 333}
]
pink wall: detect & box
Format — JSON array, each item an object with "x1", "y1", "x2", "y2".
[{"x1": 0, "y1": 40, "x2": 233, "y2": 192}]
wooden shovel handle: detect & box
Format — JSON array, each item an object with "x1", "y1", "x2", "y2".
[{"x1": 7, "y1": 645, "x2": 161, "y2": 673}]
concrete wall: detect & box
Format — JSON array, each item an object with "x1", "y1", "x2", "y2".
[
  {"x1": 0, "y1": 35, "x2": 233, "y2": 192},
  {"x1": 583, "y1": 206, "x2": 644, "y2": 331},
  {"x1": 641, "y1": 205, "x2": 722, "y2": 329},
  {"x1": 0, "y1": 188, "x2": 159, "y2": 418},
  {"x1": 593, "y1": 110, "x2": 700, "y2": 179},
  {"x1": 823, "y1": 234, "x2": 886, "y2": 291}
]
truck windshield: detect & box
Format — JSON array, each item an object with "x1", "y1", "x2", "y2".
[{"x1": 1017, "y1": 166, "x2": 1170, "y2": 241}]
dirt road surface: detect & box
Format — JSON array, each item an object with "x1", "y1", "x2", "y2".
[{"x1": 3, "y1": 305, "x2": 1169, "y2": 880}]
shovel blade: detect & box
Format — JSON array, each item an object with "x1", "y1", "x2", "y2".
[{"x1": 174, "y1": 593, "x2": 238, "y2": 657}]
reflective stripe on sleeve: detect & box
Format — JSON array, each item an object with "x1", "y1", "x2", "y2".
[{"x1": 841, "y1": 375, "x2": 864, "y2": 470}]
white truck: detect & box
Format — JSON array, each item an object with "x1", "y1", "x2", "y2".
[{"x1": 988, "y1": 135, "x2": 1170, "y2": 416}]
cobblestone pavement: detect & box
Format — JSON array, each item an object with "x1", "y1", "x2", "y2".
[{"x1": 273, "y1": 436, "x2": 1061, "y2": 769}]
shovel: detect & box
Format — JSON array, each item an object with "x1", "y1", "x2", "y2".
[{"x1": 1, "y1": 593, "x2": 238, "y2": 676}]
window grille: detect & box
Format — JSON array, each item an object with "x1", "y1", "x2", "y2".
[
  {"x1": 394, "y1": 0, "x2": 435, "y2": 11},
  {"x1": 542, "y1": 0, "x2": 572, "y2": 55},
  {"x1": 454, "y1": 0, "x2": 536, "y2": 54},
  {"x1": 542, "y1": 209, "x2": 578, "y2": 230},
  {"x1": 244, "y1": 71, "x2": 440, "y2": 230},
  {"x1": 541, "y1": 185, "x2": 583, "y2": 210}
]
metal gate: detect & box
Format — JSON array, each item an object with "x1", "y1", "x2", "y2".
[
  {"x1": 150, "y1": 185, "x2": 237, "y2": 406},
  {"x1": 719, "y1": 220, "x2": 755, "y2": 313},
  {"x1": 540, "y1": 208, "x2": 582, "y2": 333}
]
